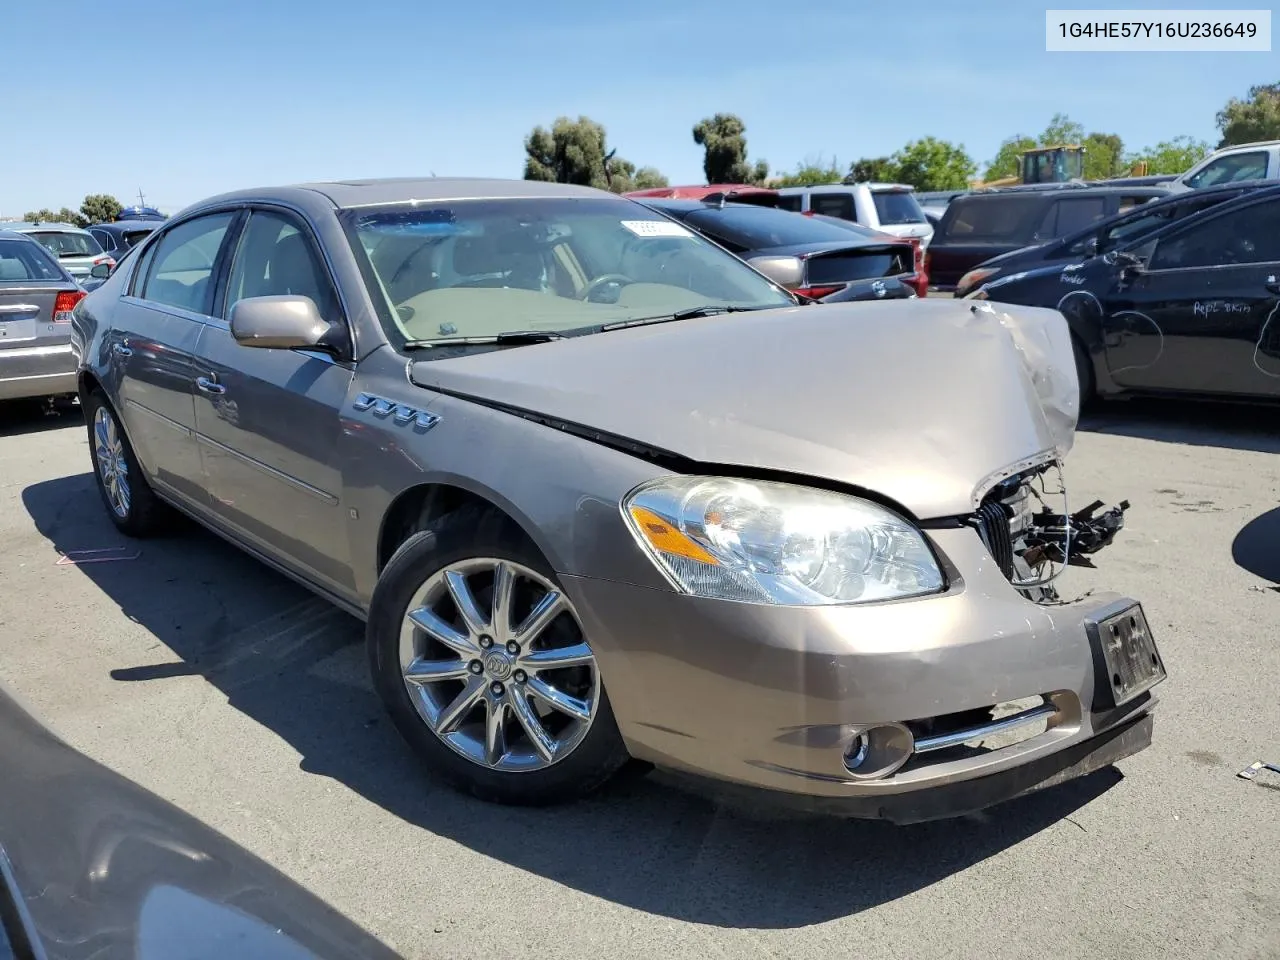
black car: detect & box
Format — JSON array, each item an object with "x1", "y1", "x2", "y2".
[
  {"x1": 639, "y1": 198, "x2": 916, "y2": 302},
  {"x1": 87, "y1": 219, "x2": 161, "y2": 264},
  {"x1": 927, "y1": 183, "x2": 1170, "y2": 290},
  {"x1": 952, "y1": 180, "x2": 1277, "y2": 298},
  {"x1": 969, "y1": 184, "x2": 1280, "y2": 403}
]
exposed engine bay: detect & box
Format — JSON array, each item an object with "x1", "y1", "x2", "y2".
[{"x1": 971, "y1": 460, "x2": 1130, "y2": 603}]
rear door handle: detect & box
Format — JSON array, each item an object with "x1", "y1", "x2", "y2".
[{"x1": 195, "y1": 376, "x2": 226, "y2": 396}]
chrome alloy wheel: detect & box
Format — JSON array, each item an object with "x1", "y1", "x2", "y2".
[
  {"x1": 93, "y1": 406, "x2": 131, "y2": 519},
  {"x1": 398, "y1": 558, "x2": 601, "y2": 771}
]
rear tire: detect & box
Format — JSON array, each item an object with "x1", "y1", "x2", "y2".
[
  {"x1": 84, "y1": 390, "x2": 170, "y2": 537},
  {"x1": 367, "y1": 506, "x2": 631, "y2": 805}
]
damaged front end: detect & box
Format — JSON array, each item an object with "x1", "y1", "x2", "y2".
[{"x1": 969, "y1": 459, "x2": 1131, "y2": 602}]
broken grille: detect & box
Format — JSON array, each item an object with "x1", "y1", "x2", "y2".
[{"x1": 972, "y1": 500, "x2": 1015, "y2": 580}]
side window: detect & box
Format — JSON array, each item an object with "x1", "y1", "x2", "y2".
[
  {"x1": 1149, "y1": 199, "x2": 1280, "y2": 270},
  {"x1": 1184, "y1": 151, "x2": 1269, "y2": 188},
  {"x1": 128, "y1": 237, "x2": 161, "y2": 297},
  {"x1": 810, "y1": 193, "x2": 855, "y2": 221},
  {"x1": 776, "y1": 195, "x2": 803, "y2": 212},
  {"x1": 1033, "y1": 204, "x2": 1057, "y2": 240},
  {"x1": 225, "y1": 209, "x2": 341, "y2": 322},
  {"x1": 140, "y1": 213, "x2": 235, "y2": 314},
  {"x1": 89, "y1": 228, "x2": 111, "y2": 251},
  {"x1": 1117, "y1": 195, "x2": 1153, "y2": 214},
  {"x1": 1053, "y1": 197, "x2": 1107, "y2": 237}
]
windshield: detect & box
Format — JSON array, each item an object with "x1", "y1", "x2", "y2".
[
  {"x1": 871, "y1": 190, "x2": 927, "y2": 225},
  {"x1": 343, "y1": 197, "x2": 794, "y2": 347},
  {"x1": 28, "y1": 230, "x2": 103, "y2": 258}
]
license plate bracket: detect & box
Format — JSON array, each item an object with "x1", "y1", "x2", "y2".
[{"x1": 1085, "y1": 601, "x2": 1166, "y2": 710}]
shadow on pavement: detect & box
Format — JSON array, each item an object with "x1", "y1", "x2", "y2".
[
  {"x1": 1233, "y1": 507, "x2": 1280, "y2": 586},
  {"x1": 23, "y1": 472, "x2": 1120, "y2": 930},
  {"x1": 1079, "y1": 397, "x2": 1279, "y2": 455},
  {"x1": 0, "y1": 398, "x2": 83, "y2": 437}
]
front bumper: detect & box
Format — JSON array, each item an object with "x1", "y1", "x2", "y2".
[
  {"x1": 0, "y1": 344, "x2": 77, "y2": 401},
  {"x1": 565, "y1": 526, "x2": 1160, "y2": 819}
]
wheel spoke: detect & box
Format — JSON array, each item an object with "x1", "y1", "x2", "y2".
[
  {"x1": 521, "y1": 642, "x2": 594, "y2": 672},
  {"x1": 490, "y1": 561, "x2": 514, "y2": 639},
  {"x1": 445, "y1": 570, "x2": 487, "y2": 636},
  {"x1": 434, "y1": 676, "x2": 486, "y2": 734},
  {"x1": 508, "y1": 688, "x2": 556, "y2": 762},
  {"x1": 404, "y1": 657, "x2": 472, "y2": 685},
  {"x1": 407, "y1": 606, "x2": 474, "y2": 657},
  {"x1": 484, "y1": 696, "x2": 507, "y2": 765},
  {"x1": 512, "y1": 590, "x2": 566, "y2": 646},
  {"x1": 526, "y1": 676, "x2": 591, "y2": 722}
]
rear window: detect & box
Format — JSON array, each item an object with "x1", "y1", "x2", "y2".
[
  {"x1": 685, "y1": 205, "x2": 874, "y2": 249},
  {"x1": 871, "y1": 189, "x2": 927, "y2": 225},
  {"x1": 938, "y1": 195, "x2": 1047, "y2": 242},
  {"x1": 28, "y1": 230, "x2": 103, "y2": 258},
  {"x1": 0, "y1": 239, "x2": 63, "y2": 281},
  {"x1": 776, "y1": 194, "x2": 803, "y2": 212},
  {"x1": 122, "y1": 229, "x2": 155, "y2": 248},
  {"x1": 807, "y1": 251, "x2": 908, "y2": 284}
]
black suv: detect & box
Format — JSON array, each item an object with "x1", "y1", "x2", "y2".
[{"x1": 927, "y1": 183, "x2": 1169, "y2": 290}]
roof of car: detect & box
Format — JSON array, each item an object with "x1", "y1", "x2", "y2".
[
  {"x1": 775, "y1": 182, "x2": 916, "y2": 194},
  {"x1": 187, "y1": 177, "x2": 616, "y2": 213},
  {"x1": 956, "y1": 183, "x2": 1170, "y2": 202},
  {"x1": 91, "y1": 219, "x2": 161, "y2": 234},
  {"x1": 0, "y1": 220, "x2": 94, "y2": 234},
  {"x1": 0, "y1": 229, "x2": 36, "y2": 242}
]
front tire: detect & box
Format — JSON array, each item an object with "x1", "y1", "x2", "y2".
[
  {"x1": 367, "y1": 507, "x2": 630, "y2": 805},
  {"x1": 84, "y1": 390, "x2": 169, "y2": 537},
  {"x1": 1073, "y1": 335, "x2": 1096, "y2": 408}
]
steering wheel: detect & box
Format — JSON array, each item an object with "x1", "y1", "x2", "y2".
[{"x1": 580, "y1": 274, "x2": 635, "y2": 303}]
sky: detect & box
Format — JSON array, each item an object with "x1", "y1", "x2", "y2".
[{"x1": 2, "y1": 0, "x2": 1273, "y2": 216}]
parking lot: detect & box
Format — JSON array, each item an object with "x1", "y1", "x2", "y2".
[{"x1": 1, "y1": 397, "x2": 1277, "y2": 959}]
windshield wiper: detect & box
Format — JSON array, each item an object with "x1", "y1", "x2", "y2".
[
  {"x1": 401, "y1": 331, "x2": 566, "y2": 349},
  {"x1": 599, "y1": 305, "x2": 763, "y2": 332}
]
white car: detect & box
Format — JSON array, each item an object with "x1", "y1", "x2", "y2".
[
  {"x1": 775, "y1": 182, "x2": 934, "y2": 249},
  {"x1": 1167, "y1": 140, "x2": 1280, "y2": 192}
]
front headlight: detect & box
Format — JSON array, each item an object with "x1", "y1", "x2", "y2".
[
  {"x1": 956, "y1": 267, "x2": 998, "y2": 295},
  {"x1": 622, "y1": 477, "x2": 945, "y2": 605}
]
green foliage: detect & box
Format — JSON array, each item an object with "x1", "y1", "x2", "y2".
[
  {"x1": 522, "y1": 116, "x2": 665, "y2": 193},
  {"x1": 982, "y1": 136, "x2": 1036, "y2": 181},
  {"x1": 22, "y1": 207, "x2": 85, "y2": 227},
  {"x1": 1039, "y1": 113, "x2": 1085, "y2": 147},
  {"x1": 80, "y1": 194, "x2": 123, "y2": 225},
  {"x1": 846, "y1": 156, "x2": 897, "y2": 183},
  {"x1": 887, "y1": 137, "x2": 976, "y2": 190},
  {"x1": 692, "y1": 114, "x2": 768, "y2": 184},
  {"x1": 1081, "y1": 132, "x2": 1125, "y2": 179},
  {"x1": 771, "y1": 155, "x2": 843, "y2": 187},
  {"x1": 1215, "y1": 82, "x2": 1280, "y2": 147},
  {"x1": 1124, "y1": 136, "x2": 1212, "y2": 174}
]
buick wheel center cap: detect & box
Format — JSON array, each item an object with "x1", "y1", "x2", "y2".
[{"x1": 483, "y1": 650, "x2": 513, "y2": 681}]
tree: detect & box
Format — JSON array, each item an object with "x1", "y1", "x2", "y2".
[
  {"x1": 771, "y1": 155, "x2": 843, "y2": 187},
  {"x1": 522, "y1": 116, "x2": 663, "y2": 193},
  {"x1": 692, "y1": 113, "x2": 768, "y2": 184},
  {"x1": 1040, "y1": 112, "x2": 1085, "y2": 146},
  {"x1": 1081, "y1": 132, "x2": 1125, "y2": 179},
  {"x1": 1125, "y1": 136, "x2": 1212, "y2": 174},
  {"x1": 982, "y1": 135, "x2": 1036, "y2": 181},
  {"x1": 1215, "y1": 82, "x2": 1280, "y2": 147},
  {"x1": 887, "y1": 137, "x2": 976, "y2": 190},
  {"x1": 846, "y1": 156, "x2": 897, "y2": 183},
  {"x1": 80, "y1": 193, "x2": 123, "y2": 225},
  {"x1": 22, "y1": 207, "x2": 85, "y2": 226}
]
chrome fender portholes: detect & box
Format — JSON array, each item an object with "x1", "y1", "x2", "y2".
[{"x1": 353, "y1": 393, "x2": 440, "y2": 430}]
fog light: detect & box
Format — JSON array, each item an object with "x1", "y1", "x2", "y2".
[{"x1": 843, "y1": 723, "x2": 915, "y2": 780}]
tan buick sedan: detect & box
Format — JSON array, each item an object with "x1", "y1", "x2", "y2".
[{"x1": 70, "y1": 178, "x2": 1166, "y2": 822}]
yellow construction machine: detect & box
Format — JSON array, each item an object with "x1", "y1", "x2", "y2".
[{"x1": 971, "y1": 145, "x2": 1151, "y2": 189}]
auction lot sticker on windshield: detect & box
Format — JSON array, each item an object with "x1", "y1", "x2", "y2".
[{"x1": 621, "y1": 220, "x2": 695, "y2": 239}]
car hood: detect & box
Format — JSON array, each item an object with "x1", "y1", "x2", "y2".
[{"x1": 408, "y1": 299, "x2": 1079, "y2": 519}]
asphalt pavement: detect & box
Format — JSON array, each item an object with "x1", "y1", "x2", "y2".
[{"x1": 1, "y1": 396, "x2": 1277, "y2": 960}]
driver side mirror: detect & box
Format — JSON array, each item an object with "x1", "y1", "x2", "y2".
[{"x1": 230, "y1": 295, "x2": 335, "y2": 352}]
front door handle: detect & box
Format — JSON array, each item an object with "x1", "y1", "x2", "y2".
[
  {"x1": 111, "y1": 341, "x2": 133, "y2": 358},
  {"x1": 195, "y1": 376, "x2": 226, "y2": 396}
]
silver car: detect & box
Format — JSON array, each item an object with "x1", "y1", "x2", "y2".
[
  {"x1": 71, "y1": 178, "x2": 1165, "y2": 821},
  {"x1": 0, "y1": 230, "x2": 84, "y2": 402},
  {"x1": 2, "y1": 221, "x2": 115, "y2": 281}
]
